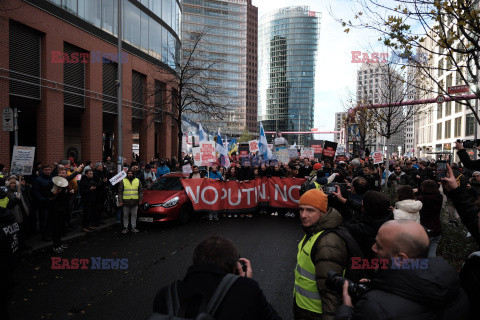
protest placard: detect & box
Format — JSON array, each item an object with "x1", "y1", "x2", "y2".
[
  {"x1": 109, "y1": 170, "x2": 127, "y2": 186},
  {"x1": 300, "y1": 148, "x2": 314, "y2": 160},
  {"x1": 288, "y1": 148, "x2": 299, "y2": 159},
  {"x1": 10, "y1": 146, "x2": 35, "y2": 175},
  {"x1": 249, "y1": 140, "x2": 259, "y2": 153},
  {"x1": 373, "y1": 152, "x2": 384, "y2": 164},
  {"x1": 192, "y1": 147, "x2": 201, "y2": 166},
  {"x1": 182, "y1": 164, "x2": 192, "y2": 175},
  {"x1": 200, "y1": 141, "x2": 216, "y2": 166},
  {"x1": 275, "y1": 149, "x2": 290, "y2": 164}
]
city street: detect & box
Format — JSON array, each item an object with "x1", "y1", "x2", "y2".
[{"x1": 9, "y1": 216, "x2": 302, "y2": 320}]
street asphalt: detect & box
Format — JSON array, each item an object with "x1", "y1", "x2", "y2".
[{"x1": 9, "y1": 215, "x2": 303, "y2": 320}]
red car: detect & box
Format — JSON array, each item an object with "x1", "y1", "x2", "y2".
[{"x1": 138, "y1": 172, "x2": 193, "y2": 224}]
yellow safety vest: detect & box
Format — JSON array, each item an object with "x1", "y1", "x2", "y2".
[
  {"x1": 294, "y1": 231, "x2": 324, "y2": 314},
  {"x1": 313, "y1": 182, "x2": 323, "y2": 191},
  {"x1": 0, "y1": 196, "x2": 9, "y2": 209},
  {"x1": 123, "y1": 178, "x2": 139, "y2": 200}
]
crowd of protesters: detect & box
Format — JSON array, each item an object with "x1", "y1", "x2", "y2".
[{"x1": 2, "y1": 140, "x2": 480, "y2": 319}]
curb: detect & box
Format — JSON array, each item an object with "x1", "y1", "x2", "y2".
[{"x1": 25, "y1": 218, "x2": 119, "y2": 252}]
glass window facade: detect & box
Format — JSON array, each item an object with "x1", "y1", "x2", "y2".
[
  {"x1": 258, "y1": 6, "x2": 321, "y2": 146},
  {"x1": 182, "y1": 0, "x2": 248, "y2": 135},
  {"x1": 47, "y1": 0, "x2": 181, "y2": 68}
]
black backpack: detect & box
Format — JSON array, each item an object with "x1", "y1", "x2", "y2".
[
  {"x1": 148, "y1": 274, "x2": 240, "y2": 320},
  {"x1": 318, "y1": 226, "x2": 367, "y2": 283}
]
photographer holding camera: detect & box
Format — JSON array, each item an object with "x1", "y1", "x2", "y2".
[
  {"x1": 151, "y1": 235, "x2": 281, "y2": 320},
  {"x1": 333, "y1": 220, "x2": 468, "y2": 320},
  {"x1": 455, "y1": 140, "x2": 480, "y2": 170}
]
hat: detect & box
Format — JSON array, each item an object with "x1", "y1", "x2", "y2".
[
  {"x1": 316, "y1": 177, "x2": 328, "y2": 185},
  {"x1": 299, "y1": 189, "x2": 328, "y2": 213},
  {"x1": 313, "y1": 163, "x2": 322, "y2": 170},
  {"x1": 473, "y1": 171, "x2": 480, "y2": 176},
  {"x1": 95, "y1": 162, "x2": 103, "y2": 169},
  {"x1": 362, "y1": 191, "x2": 391, "y2": 218}
]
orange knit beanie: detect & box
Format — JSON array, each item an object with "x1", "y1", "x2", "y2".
[{"x1": 299, "y1": 189, "x2": 328, "y2": 213}]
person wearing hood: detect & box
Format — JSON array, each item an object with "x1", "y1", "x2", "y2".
[
  {"x1": 335, "y1": 220, "x2": 469, "y2": 320},
  {"x1": 468, "y1": 171, "x2": 480, "y2": 199},
  {"x1": 387, "y1": 165, "x2": 411, "y2": 188},
  {"x1": 118, "y1": 169, "x2": 143, "y2": 234},
  {"x1": 392, "y1": 185, "x2": 422, "y2": 223},
  {"x1": 294, "y1": 189, "x2": 348, "y2": 320}
]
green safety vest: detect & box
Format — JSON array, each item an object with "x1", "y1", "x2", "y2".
[
  {"x1": 123, "y1": 178, "x2": 139, "y2": 200},
  {"x1": 294, "y1": 231, "x2": 324, "y2": 314},
  {"x1": 0, "y1": 196, "x2": 9, "y2": 209}
]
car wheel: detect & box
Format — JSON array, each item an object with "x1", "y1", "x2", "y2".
[{"x1": 177, "y1": 204, "x2": 191, "y2": 225}]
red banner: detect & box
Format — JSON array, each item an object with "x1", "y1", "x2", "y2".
[{"x1": 181, "y1": 177, "x2": 305, "y2": 212}]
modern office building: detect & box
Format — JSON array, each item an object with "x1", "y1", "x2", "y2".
[
  {"x1": 258, "y1": 6, "x2": 321, "y2": 146},
  {"x1": 1, "y1": 0, "x2": 181, "y2": 167},
  {"x1": 355, "y1": 63, "x2": 405, "y2": 156},
  {"x1": 181, "y1": 0, "x2": 258, "y2": 136}
]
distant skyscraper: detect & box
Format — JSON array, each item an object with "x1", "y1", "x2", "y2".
[
  {"x1": 258, "y1": 6, "x2": 321, "y2": 146},
  {"x1": 182, "y1": 0, "x2": 257, "y2": 135}
]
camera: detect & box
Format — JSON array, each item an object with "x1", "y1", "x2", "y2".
[
  {"x1": 458, "y1": 139, "x2": 480, "y2": 149},
  {"x1": 325, "y1": 271, "x2": 369, "y2": 300}
]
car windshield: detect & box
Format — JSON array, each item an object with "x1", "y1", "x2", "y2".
[{"x1": 148, "y1": 177, "x2": 183, "y2": 191}]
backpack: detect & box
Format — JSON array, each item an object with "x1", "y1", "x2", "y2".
[
  {"x1": 318, "y1": 226, "x2": 367, "y2": 282},
  {"x1": 147, "y1": 273, "x2": 240, "y2": 320}
]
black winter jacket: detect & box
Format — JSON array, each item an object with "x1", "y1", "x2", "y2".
[
  {"x1": 444, "y1": 187, "x2": 480, "y2": 246},
  {"x1": 334, "y1": 257, "x2": 469, "y2": 320},
  {"x1": 32, "y1": 173, "x2": 52, "y2": 207},
  {"x1": 457, "y1": 148, "x2": 480, "y2": 171},
  {"x1": 343, "y1": 211, "x2": 393, "y2": 259},
  {"x1": 153, "y1": 264, "x2": 281, "y2": 320}
]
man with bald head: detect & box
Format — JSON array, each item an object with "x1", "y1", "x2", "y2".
[{"x1": 335, "y1": 220, "x2": 469, "y2": 320}]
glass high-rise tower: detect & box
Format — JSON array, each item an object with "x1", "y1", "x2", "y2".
[{"x1": 258, "y1": 6, "x2": 321, "y2": 146}]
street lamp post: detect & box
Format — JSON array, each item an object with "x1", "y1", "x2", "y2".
[{"x1": 116, "y1": 0, "x2": 123, "y2": 173}]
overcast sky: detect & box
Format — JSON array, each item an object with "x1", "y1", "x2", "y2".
[{"x1": 252, "y1": 0, "x2": 383, "y2": 140}]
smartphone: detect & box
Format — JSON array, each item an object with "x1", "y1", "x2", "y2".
[
  {"x1": 436, "y1": 161, "x2": 447, "y2": 181},
  {"x1": 325, "y1": 186, "x2": 336, "y2": 194}
]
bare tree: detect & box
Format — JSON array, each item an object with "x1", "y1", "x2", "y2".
[
  {"x1": 349, "y1": 62, "x2": 427, "y2": 179},
  {"x1": 334, "y1": 0, "x2": 480, "y2": 125},
  {"x1": 146, "y1": 27, "x2": 230, "y2": 160}
]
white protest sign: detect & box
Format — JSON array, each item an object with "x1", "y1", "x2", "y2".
[
  {"x1": 10, "y1": 146, "x2": 35, "y2": 175},
  {"x1": 301, "y1": 148, "x2": 314, "y2": 160},
  {"x1": 373, "y1": 152, "x2": 384, "y2": 164},
  {"x1": 249, "y1": 140, "x2": 259, "y2": 153},
  {"x1": 288, "y1": 149, "x2": 299, "y2": 159},
  {"x1": 193, "y1": 147, "x2": 201, "y2": 166},
  {"x1": 275, "y1": 149, "x2": 290, "y2": 164},
  {"x1": 109, "y1": 170, "x2": 127, "y2": 186},
  {"x1": 200, "y1": 141, "x2": 216, "y2": 166},
  {"x1": 182, "y1": 164, "x2": 192, "y2": 175}
]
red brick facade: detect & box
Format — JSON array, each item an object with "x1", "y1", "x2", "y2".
[{"x1": 0, "y1": 0, "x2": 178, "y2": 169}]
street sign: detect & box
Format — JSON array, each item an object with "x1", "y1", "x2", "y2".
[
  {"x1": 2, "y1": 107, "x2": 14, "y2": 132},
  {"x1": 436, "y1": 95, "x2": 445, "y2": 104},
  {"x1": 447, "y1": 85, "x2": 469, "y2": 95}
]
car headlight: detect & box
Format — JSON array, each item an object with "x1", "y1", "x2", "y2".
[
  {"x1": 143, "y1": 202, "x2": 150, "y2": 211},
  {"x1": 162, "y1": 196, "x2": 179, "y2": 208}
]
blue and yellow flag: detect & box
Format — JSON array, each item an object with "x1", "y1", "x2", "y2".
[{"x1": 228, "y1": 138, "x2": 238, "y2": 156}]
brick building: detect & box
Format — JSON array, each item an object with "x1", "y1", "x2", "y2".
[{"x1": 0, "y1": 0, "x2": 180, "y2": 168}]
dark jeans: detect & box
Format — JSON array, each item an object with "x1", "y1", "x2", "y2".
[
  {"x1": 49, "y1": 209, "x2": 64, "y2": 247},
  {"x1": 37, "y1": 206, "x2": 49, "y2": 238},
  {"x1": 82, "y1": 202, "x2": 95, "y2": 228}
]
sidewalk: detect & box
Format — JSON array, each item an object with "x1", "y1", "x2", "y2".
[{"x1": 25, "y1": 216, "x2": 119, "y2": 252}]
